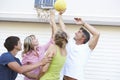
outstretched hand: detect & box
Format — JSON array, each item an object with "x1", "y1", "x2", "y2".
[{"x1": 74, "y1": 18, "x2": 85, "y2": 25}]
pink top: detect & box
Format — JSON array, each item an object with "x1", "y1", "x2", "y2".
[{"x1": 22, "y1": 39, "x2": 53, "y2": 80}]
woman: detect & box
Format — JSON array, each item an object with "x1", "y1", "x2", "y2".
[
  {"x1": 39, "y1": 10, "x2": 68, "y2": 80},
  {"x1": 22, "y1": 11, "x2": 55, "y2": 80}
]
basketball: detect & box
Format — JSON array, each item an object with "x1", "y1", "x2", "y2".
[{"x1": 54, "y1": 0, "x2": 67, "y2": 11}]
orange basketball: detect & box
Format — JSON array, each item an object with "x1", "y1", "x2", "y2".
[{"x1": 54, "y1": 0, "x2": 67, "y2": 11}]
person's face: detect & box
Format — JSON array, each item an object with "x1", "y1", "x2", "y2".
[
  {"x1": 31, "y1": 36, "x2": 39, "y2": 46},
  {"x1": 74, "y1": 30, "x2": 84, "y2": 40},
  {"x1": 15, "y1": 40, "x2": 22, "y2": 51}
]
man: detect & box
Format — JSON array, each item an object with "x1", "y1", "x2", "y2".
[
  {"x1": 61, "y1": 18, "x2": 100, "y2": 80},
  {"x1": 0, "y1": 36, "x2": 52, "y2": 80}
]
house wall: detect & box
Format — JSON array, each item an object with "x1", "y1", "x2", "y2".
[{"x1": 0, "y1": 0, "x2": 120, "y2": 25}]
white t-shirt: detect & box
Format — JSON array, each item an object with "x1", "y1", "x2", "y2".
[{"x1": 60, "y1": 38, "x2": 92, "y2": 80}]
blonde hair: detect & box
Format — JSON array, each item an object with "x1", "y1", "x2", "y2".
[
  {"x1": 22, "y1": 35, "x2": 35, "y2": 54},
  {"x1": 54, "y1": 30, "x2": 68, "y2": 48}
]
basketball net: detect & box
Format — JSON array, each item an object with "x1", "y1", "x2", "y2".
[
  {"x1": 36, "y1": 8, "x2": 50, "y2": 22},
  {"x1": 34, "y1": 0, "x2": 56, "y2": 22}
]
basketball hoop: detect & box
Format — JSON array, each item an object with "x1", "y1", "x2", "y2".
[{"x1": 34, "y1": 0, "x2": 56, "y2": 22}]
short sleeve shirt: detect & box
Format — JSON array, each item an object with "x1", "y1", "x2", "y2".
[
  {"x1": 62, "y1": 38, "x2": 92, "y2": 80},
  {"x1": 0, "y1": 52, "x2": 21, "y2": 80}
]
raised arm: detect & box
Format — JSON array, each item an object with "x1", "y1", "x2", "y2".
[
  {"x1": 58, "y1": 10, "x2": 66, "y2": 32},
  {"x1": 50, "y1": 10, "x2": 57, "y2": 39},
  {"x1": 42, "y1": 10, "x2": 57, "y2": 50},
  {"x1": 58, "y1": 10, "x2": 69, "y2": 39},
  {"x1": 74, "y1": 18, "x2": 100, "y2": 50}
]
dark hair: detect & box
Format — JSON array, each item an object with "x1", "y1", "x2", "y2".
[
  {"x1": 80, "y1": 27, "x2": 90, "y2": 44},
  {"x1": 54, "y1": 30, "x2": 68, "y2": 48},
  {"x1": 4, "y1": 36, "x2": 20, "y2": 51}
]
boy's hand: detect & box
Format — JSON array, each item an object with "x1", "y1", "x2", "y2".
[{"x1": 40, "y1": 56, "x2": 52, "y2": 66}]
